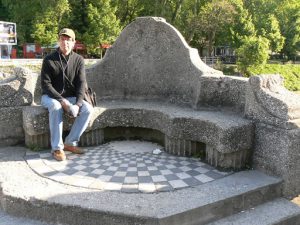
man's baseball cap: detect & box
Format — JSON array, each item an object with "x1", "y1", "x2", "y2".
[{"x1": 59, "y1": 28, "x2": 75, "y2": 40}]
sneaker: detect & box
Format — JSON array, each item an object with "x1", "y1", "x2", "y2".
[
  {"x1": 52, "y1": 150, "x2": 66, "y2": 161},
  {"x1": 64, "y1": 144, "x2": 85, "y2": 154}
]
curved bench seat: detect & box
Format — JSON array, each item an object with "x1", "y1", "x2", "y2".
[{"x1": 23, "y1": 100, "x2": 254, "y2": 169}]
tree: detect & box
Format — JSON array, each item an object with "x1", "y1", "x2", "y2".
[
  {"x1": 218, "y1": 0, "x2": 256, "y2": 49},
  {"x1": 111, "y1": 0, "x2": 144, "y2": 27},
  {"x1": 244, "y1": 0, "x2": 285, "y2": 53},
  {"x1": 31, "y1": 0, "x2": 70, "y2": 47},
  {"x1": 274, "y1": 0, "x2": 300, "y2": 59},
  {"x1": 186, "y1": 0, "x2": 237, "y2": 56},
  {"x1": 236, "y1": 36, "x2": 270, "y2": 76},
  {"x1": 81, "y1": 0, "x2": 121, "y2": 56},
  {"x1": 0, "y1": 1, "x2": 9, "y2": 20},
  {"x1": 1, "y1": 0, "x2": 41, "y2": 43}
]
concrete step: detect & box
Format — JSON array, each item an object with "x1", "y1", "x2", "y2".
[
  {"x1": 207, "y1": 198, "x2": 300, "y2": 225},
  {"x1": 0, "y1": 146, "x2": 284, "y2": 225}
]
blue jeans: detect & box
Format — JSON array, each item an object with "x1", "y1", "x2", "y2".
[{"x1": 41, "y1": 95, "x2": 93, "y2": 152}]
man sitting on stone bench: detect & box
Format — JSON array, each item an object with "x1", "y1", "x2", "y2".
[{"x1": 41, "y1": 28, "x2": 93, "y2": 161}]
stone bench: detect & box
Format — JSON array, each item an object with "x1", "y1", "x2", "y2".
[
  {"x1": 21, "y1": 17, "x2": 255, "y2": 170},
  {"x1": 1, "y1": 16, "x2": 299, "y2": 197},
  {"x1": 23, "y1": 100, "x2": 254, "y2": 169}
]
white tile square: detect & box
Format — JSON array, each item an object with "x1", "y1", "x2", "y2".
[
  {"x1": 180, "y1": 166, "x2": 192, "y2": 172},
  {"x1": 92, "y1": 169, "x2": 105, "y2": 175},
  {"x1": 151, "y1": 175, "x2": 167, "y2": 182},
  {"x1": 139, "y1": 183, "x2": 156, "y2": 193},
  {"x1": 124, "y1": 177, "x2": 138, "y2": 184},
  {"x1": 160, "y1": 169, "x2": 172, "y2": 175},
  {"x1": 180, "y1": 161, "x2": 190, "y2": 166},
  {"x1": 127, "y1": 167, "x2": 137, "y2": 172},
  {"x1": 104, "y1": 182, "x2": 122, "y2": 191},
  {"x1": 147, "y1": 166, "x2": 158, "y2": 171},
  {"x1": 74, "y1": 165, "x2": 86, "y2": 170},
  {"x1": 114, "y1": 171, "x2": 127, "y2": 177},
  {"x1": 73, "y1": 171, "x2": 88, "y2": 177},
  {"x1": 195, "y1": 167, "x2": 210, "y2": 174},
  {"x1": 76, "y1": 160, "x2": 86, "y2": 164},
  {"x1": 107, "y1": 166, "x2": 118, "y2": 171},
  {"x1": 90, "y1": 164, "x2": 99, "y2": 169},
  {"x1": 176, "y1": 172, "x2": 191, "y2": 179},
  {"x1": 138, "y1": 171, "x2": 150, "y2": 176},
  {"x1": 165, "y1": 164, "x2": 176, "y2": 169},
  {"x1": 195, "y1": 174, "x2": 214, "y2": 183},
  {"x1": 137, "y1": 163, "x2": 146, "y2": 167},
  {"x1": 98, "y1": 175, "x2": 112, "y2": 182},
  {"x1": 169, "y1": 180, "x2": 189, "y2": 189}
]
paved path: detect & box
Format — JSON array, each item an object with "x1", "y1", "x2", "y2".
[{"x1": 25, "y1": 140, "x2": 232, "y2": 193}]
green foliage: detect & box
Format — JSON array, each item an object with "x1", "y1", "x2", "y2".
[
  {"x1": 219, "y1": 63, "x2": 300, "y2": 92},
  {"x1": 236, "y1": 36, "x2": 270, "y2": 76},
  {"x1": 248, "y1": 64, "x2": 300, "y2": 91},
  {"x1": 31, "y1": 0, "x2": 71, "y2": 46},
  {"x1": 1, "y1": 0, "x2": 300, "y2": 60},
  {"x1": 274, "y1": 0, "x2": 300, "y2": 59},
  {"x1": 81, "y1": 0, "x2": 121, "y2": 56}
]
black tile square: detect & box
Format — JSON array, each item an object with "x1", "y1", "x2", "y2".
[
  {"x1": 165, "y1": 174, "x2": 179, "y2": 181},
  {"x1": 186, "y1": 170, "x2": 201, "y2": 176},
  {"x1": 183, "y1": 177, "x2": 202, "y2": 186},
  {"x1": 170, "y1": 168, "x2": 182, "y2": 173},
  {"x1": 102, "y1": 170, "x2": 115, "y2": 176},
  {"x1": 138, "y1": 176, "x2": 152, "y2": 183},
  {"x1": 110, "y1": 176, "x2": 125, "y2": 183},
  {"x1": 127, "y1": 171, "x2": 138, "y2": 177},
  {"x1": 149, "y1": 170, "x2": 161, "y2": 176},
  {"x1": 204, "y1": 171, "x2": 224, "y2": 179}
]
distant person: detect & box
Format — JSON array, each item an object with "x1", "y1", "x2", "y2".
[{"x1": 41, "y1": 28, "x2": 93, "y2": 161}]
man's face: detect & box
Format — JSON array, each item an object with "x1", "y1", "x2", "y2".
[{"x1": 59, "y1": 35, "x2": 75, "y2": 55}]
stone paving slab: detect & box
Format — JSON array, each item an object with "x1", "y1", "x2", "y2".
[{"x1": 25, "y1": 141, "x2": 232, "y2": 193}]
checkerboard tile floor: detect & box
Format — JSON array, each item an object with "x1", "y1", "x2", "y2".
[{"x1": 25, "y1": 141, "x2": 232, "y2": 193}]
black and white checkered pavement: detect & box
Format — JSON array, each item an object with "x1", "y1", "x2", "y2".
[{"x1": 25, "y1": 141, "x2": 232, "y2": 193}]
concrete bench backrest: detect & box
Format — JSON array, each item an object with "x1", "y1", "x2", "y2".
[{"x1": 86, "y1": 17, "x2": 223, "y2": 107}]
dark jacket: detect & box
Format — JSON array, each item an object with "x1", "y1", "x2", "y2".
[{"x1": 41, "y1": 49, "x2": 86, "y2": 106}]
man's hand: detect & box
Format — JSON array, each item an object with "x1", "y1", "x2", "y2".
[
  {"x1": 60, "y1": 99, "x2": 71, "y2": 113},
  {"x1": 69, "y1": 104, "x2": 80, "y2": 117}
]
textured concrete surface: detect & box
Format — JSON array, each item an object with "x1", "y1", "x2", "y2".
[
  {"x1": 245, "y1": 74, "x2": 300, "y2": 129},
  {"x1": 208, "y1": 198, "x2": 300, "y2": 225},
  {"x1": 0, "y1": 145, "x2": 286, "y2": 225},
  {"x1": 253, "y1": 123, "x2": 300, "y2": 198},
  {"x1": 23, "y1": 100, "x2": 254, "y2": 160},
  {"x1": 85, "y1": 17, "x2": 224, "y2": 108},
  {"x1": 0, "y1": 210, "x2": 53, "y2": 225},
  {"x1": 25, "y1": 141, "x2": 232, "y2": 193}
]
